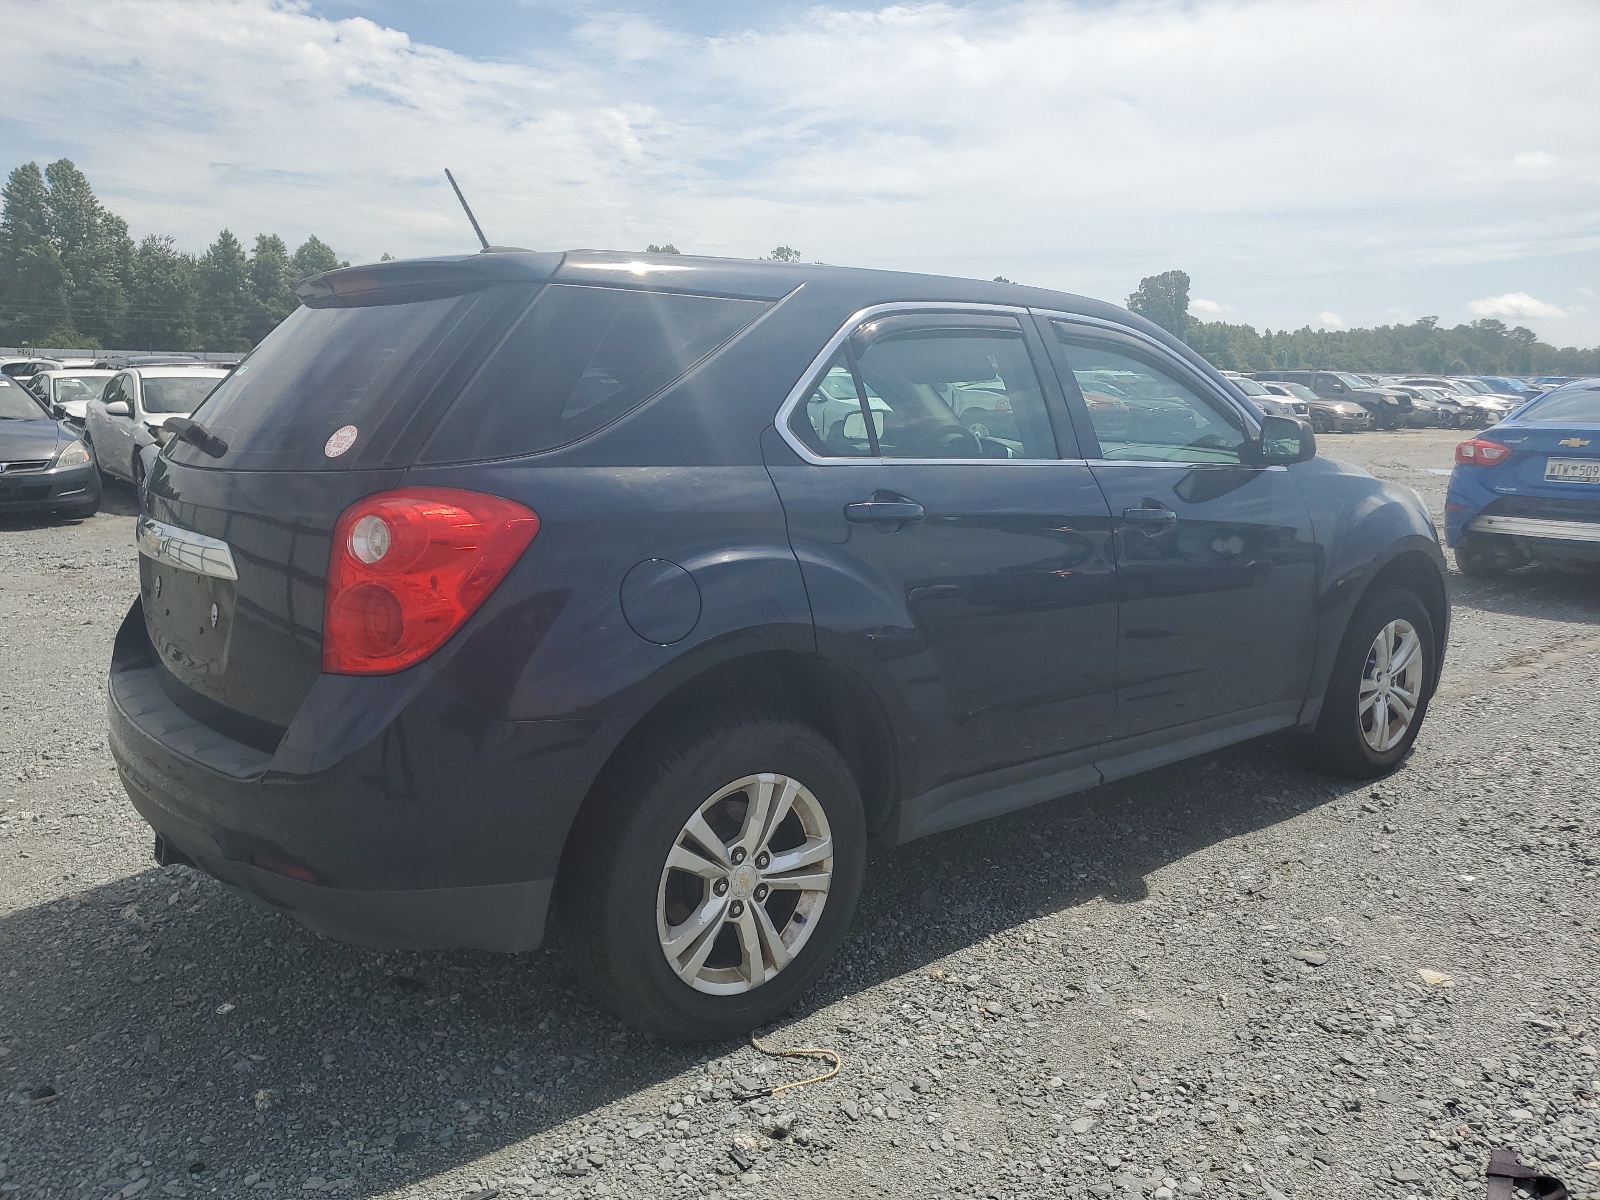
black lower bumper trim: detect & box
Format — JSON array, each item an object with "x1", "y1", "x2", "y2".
[{"x1": 132, "y1": 782, "x2": 551, "y2": 952}]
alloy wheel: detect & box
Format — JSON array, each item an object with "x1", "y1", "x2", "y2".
[
  {"x1": 656, "y1": 773, "x2": 833, "y2": 995},
  {"x1": 1359, "y1": 618, "x2": 1424, "y2": 753}
]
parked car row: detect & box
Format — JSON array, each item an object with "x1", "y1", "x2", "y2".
[
  {"x1": 2, "y1": 359, "x2": 231, "y2": 511},
  {"x1": 1217, "y1": 369, "x2": 1557, "y2": 432}
]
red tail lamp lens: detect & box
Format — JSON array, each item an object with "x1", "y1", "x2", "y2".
[
  {"x1": 323, "y1": 488, "x2": 539, "y2": 674},
  {"x1": 1455, "y1": 439, "x2": 1512, "y2": 466}
]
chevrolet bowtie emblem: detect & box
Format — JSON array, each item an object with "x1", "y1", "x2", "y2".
[{"x1": 1558, "y1": 437, "x2": 1590, "y2": 447}]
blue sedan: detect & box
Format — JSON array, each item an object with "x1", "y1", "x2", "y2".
[{"x1": 1446, "y1": 379, "x2": 1600, "y2": 574}]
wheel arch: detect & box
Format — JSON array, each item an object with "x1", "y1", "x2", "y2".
[
  {"x1": 1363, "y1": 548, "x2": 1450, "y2": 687},
  {"x1": 1300, "y1": 535, "x2": 1450, "y2": 727},
  {"x1": 556, "y1": 649, "x2": 901, "y2": 887}
]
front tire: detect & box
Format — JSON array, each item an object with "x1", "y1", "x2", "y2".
[
  {"x1": 85, "y1": 433, "x2": 111, "y2": 485},
  {"x1": 1299, "y1": 587, "x2": 1435, "y2": 778},
  {"x1": 558, "y1": 709, "x2": 866, "y2": 1042}
]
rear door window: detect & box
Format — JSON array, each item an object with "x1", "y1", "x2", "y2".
[
  {"x1": 789, "y1": 314, "x2": 1064, "y2": 460},
  {"x1": 419, "y1": 285, "x2": 768, "y2": 463}
]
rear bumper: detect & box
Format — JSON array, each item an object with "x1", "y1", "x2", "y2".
[
  {"x1": 0, "y1": 460, "x2": 99, "y2": 512},
  {"x1": 134, "y1": 786, "x2": 553, "y2": 952},
  {"x1": 1467, "y1": 513, "x2": 1600, "y2": 544},
  {"x1": 107, "y1": 600, "x2": 607, "y2": 953},
  {"x1": 1461, "y1": 513, "x2": 1600, "y2": 563}
]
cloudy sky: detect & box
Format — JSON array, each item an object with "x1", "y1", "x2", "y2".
[{"x1": 5, "y1": 0, "x2": 1599, "y2": 343}]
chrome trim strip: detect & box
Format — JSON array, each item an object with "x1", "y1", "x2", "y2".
[
  {"x1": 1087, "y1": 460, "x2": 1287, "y2": 471},
  {"x1": 1468, "y1": 514, "x2": 1600, "y2": 544},
  {"x1": 136, "y1": 516, "x2": 239, "y2": 580},
  {"x1": 772, "y1": 302, "x2": 1036, "y2": 466}
]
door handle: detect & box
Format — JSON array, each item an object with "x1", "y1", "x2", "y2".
[
  {"x1": 845, "y1": 499, "x2": 925, "y2": 525},
  {"x1": 1123, "y1": 506, "x2": 1177, "y2": 528}
]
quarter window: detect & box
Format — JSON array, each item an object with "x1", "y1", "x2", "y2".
[
  {"x1": 791, "y1": 318, "x2": 1059, "y2": 460},
  {"x1": 793, "y1": 356, "x2": 877, "y2": 457},
  {"x1": 1052, "y1": 325, "x2": 1246, "y2": 464}
]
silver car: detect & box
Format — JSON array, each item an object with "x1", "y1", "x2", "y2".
[
  {"x1": 83, "y1": 366, "x2": 230, "y2": 490},
  {"x1": 25, "y1": 368, "x2": 115, "y2": 426}
]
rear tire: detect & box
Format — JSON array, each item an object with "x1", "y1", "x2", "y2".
[
  {"x1": 1298, "y1": 587, "x2": 1435, "y2": 779},
  {"x1": 1455, "y1": 533, "x2": 1526, "y2": 577},
  {"x1": 558, "y1": 708, "x2": 866, "y2": 1042}
]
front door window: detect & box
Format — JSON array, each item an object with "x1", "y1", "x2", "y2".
[{"x1": 1051, "y1": 326, "x2": 1246, "y2": 463}]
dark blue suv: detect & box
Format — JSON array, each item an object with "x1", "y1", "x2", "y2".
[{"x1": 109, "y1": 250, "x2": 1449, "y2": 1040}]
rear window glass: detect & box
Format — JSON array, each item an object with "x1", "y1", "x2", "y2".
[
  {"x1": 141, "y1": 375, "x2": 226, "y2": 414},
  {"x1": 419, "y1": 284, "x2": 768, "y2": 463},
  {"x1": 169, "y1": 284, "x2": 534, "y2": 470},
  {"x1": 1520, "y1": 386, "x2": 1600, "y2": 423}
]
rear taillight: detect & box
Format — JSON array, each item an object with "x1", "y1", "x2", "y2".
[
  {"x1": 323, "y1": 488, "x2": 539, "y2": 675},
  {"x1": 1455, "y1": 438, "x2": 1512, "y2": 466}
]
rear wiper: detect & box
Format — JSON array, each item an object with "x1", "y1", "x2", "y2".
[{"x1": 163, "y1": 416, "x2": 228, "y2": 458}]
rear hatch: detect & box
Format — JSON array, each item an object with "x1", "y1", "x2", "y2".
[
  {"x1": 142, "y1": 254, "x2": 562, "y2": 738},
  {"x1": 140, "y1": 251, "x2": 774, "y2": 742}
]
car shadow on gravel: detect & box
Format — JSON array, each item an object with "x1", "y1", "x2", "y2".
[
  {"x1": 1445, "y1": 562, "x2": 1600, "y2": 625},
  {"x1": 0, "y1": 734, "x2": 1353, "y2": 1195}
]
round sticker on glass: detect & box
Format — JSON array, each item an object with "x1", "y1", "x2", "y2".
[{"x1": 324, "y1": 425, "x2": 358, "y2": 458}]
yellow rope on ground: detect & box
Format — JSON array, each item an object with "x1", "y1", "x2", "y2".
[{"x1": 747, "y1": 1033, "x2": 842, "y2": 1096}]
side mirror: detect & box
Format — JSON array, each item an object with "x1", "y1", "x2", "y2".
[
  {"x1": 1257, "y1": 414, "x2": 1316, "y2": 465},
  {"x1": 51, "y1": 403, "x2": 67, "y2": 419},
  {"x1": 104, "y1": 400, "x2": 130, "y2": 417}
]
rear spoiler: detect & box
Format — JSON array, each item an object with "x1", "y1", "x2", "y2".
[{"x1": 298, "y1": 252, "x2": 565, "y2": 309}]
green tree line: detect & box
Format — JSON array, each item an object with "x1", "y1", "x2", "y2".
[
  {"x1": 1128, "y1": 269, "x2": 1600, "y2": 376},
  {"x1": 0, "y1": 160, "x2": 343, "y2": 352}
]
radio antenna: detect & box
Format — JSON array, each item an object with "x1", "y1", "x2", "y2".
[{"x1": 444, "y1": 168, "x2": 490, "y2": 251}]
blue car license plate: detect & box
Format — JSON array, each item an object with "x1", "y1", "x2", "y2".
[{"x1": 1545, "y1": 457, "x2": 1600, "y2": 484}]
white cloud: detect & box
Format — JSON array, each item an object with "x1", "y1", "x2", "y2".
[
  {"x1": 1190, "y1": 298, "x2": 1233, "y2": 316},
  {"x1": 1467, "y1": 292, "x2": 1567, "y2": 320},
  {"x1": 0, "y1": 0, "x2": 1597, "y2": 337},
  {"x1": 1317, "y1": 312, "x2": 1346, "y2": 329}
]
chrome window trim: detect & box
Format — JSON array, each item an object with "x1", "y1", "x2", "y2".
[
  {"x1": 1034, "y1": 308, "x2": 1263, "y2": 439},
  {"x1": 136, "y1": 515, "x2": 239, "y2": 580},
  {"x1": 770, "y1": 302, "x2": 1093, "y2": 466},
  {"x1": 1085, "y1": 460, "x2": 1287, "y2": 472}
]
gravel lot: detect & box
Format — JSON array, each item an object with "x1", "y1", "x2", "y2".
[{"x1": 3, "y1": 429, "x2": 1598, "y2": 1200}]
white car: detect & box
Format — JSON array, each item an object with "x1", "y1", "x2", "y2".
[
  {"x1": 25, "y1": 368, "x2": 115, "y2": 425},
  {"x1": 0, "y1": 355, "x2": 63, "y2": 379},
  {"x1": 83, "y1": 366, "x2": 230, "y2": 489}
]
